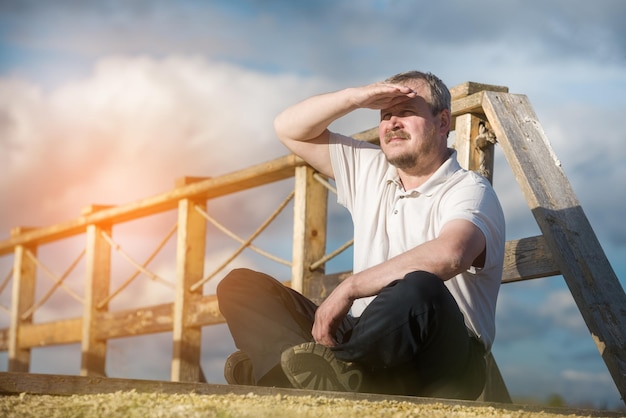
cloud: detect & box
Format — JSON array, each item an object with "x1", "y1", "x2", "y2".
[
  {"x1": 4, "y1": 1, "x2": 625, "y2": 86},
  {"x1": 495, "y1": 284, "x2": 588, "y2": 345},
  {"x1": 0, "y1": 55, "x2": 332, "y2": 235},
  {"x1": 537, "y1": 290, "x2": 587, "y2": 334}
]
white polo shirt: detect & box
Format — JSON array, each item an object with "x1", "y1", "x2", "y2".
[{"x1": 329, "y1": 132, "x2": 505, "y2": 350}]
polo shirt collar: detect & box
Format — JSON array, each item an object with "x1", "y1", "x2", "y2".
[{"x1": 385, "y1": 149, "x2": 461, "y2": 196}]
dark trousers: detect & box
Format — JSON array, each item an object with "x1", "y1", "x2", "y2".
[{"x1": 216, "y1": 268, "x2": 486, "y2": 400}]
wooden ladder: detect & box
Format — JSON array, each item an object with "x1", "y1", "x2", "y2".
[{"x1": 478, "y1": 89, "x2": 626, "y2": 402}]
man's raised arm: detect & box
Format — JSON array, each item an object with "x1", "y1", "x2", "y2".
[{"x1": 273, "y1": 83, "x2": 418, "y2": 178}]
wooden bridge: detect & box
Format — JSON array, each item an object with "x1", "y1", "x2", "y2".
[{"x1": 0, "y1": 82, "x2": 624, "y2": 405}]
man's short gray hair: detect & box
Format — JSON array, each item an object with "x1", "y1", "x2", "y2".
[{"x1": 385, "y1": 71, "x2": 451, "y2": 116}]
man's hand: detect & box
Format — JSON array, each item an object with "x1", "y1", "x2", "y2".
[
  {"x1": 348, "y1": 83, "x2": 418, "y2": 111},
  {"x1": 312, "y1": 279, "x2": 355, "y2": 347}
]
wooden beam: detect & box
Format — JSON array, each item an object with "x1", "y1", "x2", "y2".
[
  {"x1": 449, "y1": 82, "x2": 508, "y2": 100},
  {"x1": 482, "y1": 91, "x2": 626, "y2": 401},
  {"x1": 454, "y1": 113, "x2": 493, "y2": 182},
  {"x1": 8, "y1": 245, "x2": 37, "y2": 372},
  {"x1": 17, "y1": 318, "x2": 82, "y2": 347},
  {"x1": 501, "y1": 236, "x2": 560, "y2": 283},
  {"x1": 291, "y1": 166, "x2": 328, "y2": 298},
  {"x1": 171, "y1": 199, "x2": 206, "y2": 382},
  {"x1": 0, "y1": 295, "x2": 226, "y2": 351},
  {"x1": 81, "y1": 224, "x2": 111, "y2": 377},
  {"x1": 96, "y1": 303, "x2": 174, "y2": 339}
]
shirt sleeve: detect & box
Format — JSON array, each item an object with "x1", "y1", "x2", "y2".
[
  {"x1": 328, "y1": 132, "x2": 382, "y2": 213},
  {"x1": 439, "y1": 172, "x2": 506, "y2": 272}
]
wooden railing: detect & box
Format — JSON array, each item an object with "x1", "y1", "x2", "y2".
[
  {"x1": 1, "y1": 81, "x2": 623, "y2": 404},
  {"x1": 0, "y1": 81, "x2": 550, "y2": 390}
]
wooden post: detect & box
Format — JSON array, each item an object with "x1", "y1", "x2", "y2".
[
  {"x1": 482, "y1": 91, "x2": 626, "y2": 403},
  {"x1": 8, "y1": 244, "x2": 37, "y2": 372},
  {"x1": 454, "y1": 114, "x2": 495, "y2": 184},
  {"x1": 291, "y1": 166, "x2": 328, "y2": 300},
  {"x1": 171, "y1": 199, "x2": 206, "y2": 382},
  {"x1": 454, "y1": 87, "x2": 510, "y2": 403},
  {"x1": 81, "y1": 223, "x2": 112, "y2": 376}
]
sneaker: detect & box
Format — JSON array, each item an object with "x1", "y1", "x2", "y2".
[
  {"x1": 280, "y1": 342, "x2": 363, "y2": 392},
  {"x1": 224, "y1": 350, "x2": 255, "y2": 385}
]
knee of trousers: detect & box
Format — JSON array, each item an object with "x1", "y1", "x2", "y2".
[
  {"x1": 216, "y1": 268, "x2": 262, "y2": 315},
  {"x1": 388, "y1": 271, "x2": 452, "y2": 309},
  {"x1": 216, "y1": 268, "x2": 250, "y2": 297}
]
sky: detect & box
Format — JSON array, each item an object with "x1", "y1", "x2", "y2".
[{"x1": 1, "y1": 0, "x2": 625, "y2": 410}]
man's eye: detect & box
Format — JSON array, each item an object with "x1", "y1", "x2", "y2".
[{"x1": 381, "y1": 113, "x2": 391, "y2": 121}]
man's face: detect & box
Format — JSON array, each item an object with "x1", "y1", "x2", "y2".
[{"x1": 377, "y1": 82, "x2": 447, "y2": 170}]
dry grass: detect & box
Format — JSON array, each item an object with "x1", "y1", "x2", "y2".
[{"x1": 0, "y1": 391, "x2": 610, "y2": 418}]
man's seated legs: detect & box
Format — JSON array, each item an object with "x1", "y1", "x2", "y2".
[
  {"x1": 217, "y1": 268, "x2": 317, "y2": 386},
  {"x1": 331, "y1": 271, "x2": 486, "y2": 398}
]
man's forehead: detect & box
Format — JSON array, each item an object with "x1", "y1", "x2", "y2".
[
  {"x1": 381, "y1": 87, "x2": 431, "y2": 113},
  {"x1": 405, "y1": 79, "x2": 430, "y2": 96}
]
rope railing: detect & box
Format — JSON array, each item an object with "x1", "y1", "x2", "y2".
[
  {"x1": 189, "y1": 190, "x2": 296, "y2": 292},
  {"x1": 309, "y1": 238, "x2": 354, "y2": 272},
  {"x1": 21, "y1": 248, "x2": 86, "y2": 320},
  {"x1": 0, "y1": 268, "x2": 14, "y2": 315},
  {"x1": 0, "y1": 267, "x2": 12, "y2": 298},
  {"x1": 193, "y1": 205, "x2": 291, "y2": 267},
  {"x1": 97, "y1": 223, "x2": 178, "y2": 309},
  {"x1": 25, "y1": 250, "x2": 84, "y2": 304},
  {"x1": 100, "y1": 230, "x2": 176, "y2": 292},
  {"x1": 312, "y1": 172, "x2": 337, "y2": 195}
]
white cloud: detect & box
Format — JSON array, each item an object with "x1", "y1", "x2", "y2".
[
  {"x1": 562, "y1": 369, "x2": 614, "y2": 385},
  {"x1": 0, "y1": 55, "x2": 332, "y2": 235},
  {"x1": 538, "y1": 290, "x2": 587, "y2": 334}
]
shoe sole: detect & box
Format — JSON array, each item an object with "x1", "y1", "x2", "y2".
[
  {"x1": 224, "y1": 350, "x2": 255, "y2": 385},
  {"x1": 281, "y1": 342, "x2": 363, "y2": 392}
]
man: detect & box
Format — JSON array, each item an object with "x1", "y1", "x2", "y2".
[{"x1": 217, "y1": 71, "x2": 505, "y2": 399}]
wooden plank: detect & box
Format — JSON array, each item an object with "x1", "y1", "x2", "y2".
[
  {"x1": 454, "y1": 113, "x2": 493, "y2": 183},
  {"x1": 96, "y1": 303, "x2": 174, "y2": 339},
  {"x1": 449, "y1": 82, "x2": 508, "y2": 100},
  {"x1": 502, "y1": 236, "x2": 559, "y2": 283},
  {"x1": 8, "y1": 245, "x2": 37, "y2": 372},
  {"x1": 451, "y1": 91, "x2": 486, "y2": 117},
  {"x1": 482, "y1": 91, "x2": 626, "y2": 401},
  {"x1": 81, "y1": 224, "x2": 111, "y2": 377},
  {"x1": 18, "y1": 318, "x2": 82, "y2": 347},
  {"x1": 171, "y1": 199, "x2": 206, "y2": 382},
  {"x1": 0, "y1": 372, "x2": 620, "y2": 417},
  {"x1": 291, "y1": 166, "x2": 328, "y2": 297},
  {"x1": 0, "y1": 295, "x2": 226, "y2": 351},
  {"x1": 187, "y1": 294, "x2": 224, "y2": 327},
  {"x1": 0, "y1": 154, "x2": 305, "y2": 256}
]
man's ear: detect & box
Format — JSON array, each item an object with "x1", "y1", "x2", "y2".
[{"x1": 439, "y1": 109, "x2": 451, "y2": 136}]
